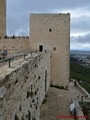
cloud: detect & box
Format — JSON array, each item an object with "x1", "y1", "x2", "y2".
[
  {"x1": 72, "y1": 34, "x2": 90, "y2": 44},
  {"x1": 7, "y1": 0, "x2": 90, "y2": 50},
  {"x1": 71, "y1": 16, "x2": 90, "y2": 35},
  {"x1": 71, "y1": 34, "x2": 90, "y2": 50},
  {"x1": 7, "y1": 0, "x2": 90, "y2": 33}
]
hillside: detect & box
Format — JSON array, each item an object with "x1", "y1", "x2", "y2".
[{"x1": 70, "y1": 57, "x2": 90, "y2": 93}]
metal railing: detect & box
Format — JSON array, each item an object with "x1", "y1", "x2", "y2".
[
  {"x1": 0, "y1": 49, "x2": 50, "y2": 68},
  {"x1": 0, "y1": 53, "x2": 26, "y2": 67}
]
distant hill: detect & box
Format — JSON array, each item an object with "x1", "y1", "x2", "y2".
[{"x1": 70, "y1": 50, "x2": 90, "y2": 55}]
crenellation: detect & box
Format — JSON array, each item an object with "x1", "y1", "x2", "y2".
[
  {"x1": 0, "y1": 36, "x2": 30, "y2": 39},
  {"x1": 0, "y1": 36, "x2": 30, "y2": 41}
]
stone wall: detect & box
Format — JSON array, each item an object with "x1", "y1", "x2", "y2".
[
  {"x1": 0, "y1": 0, "x2": 6, "y2": 37},
  {"x1": 30, "y1": 13, "x2": 70, "y2": 87},
  {"x1": 73, "y1": 99, "x2": 86, "y2": 120},
  {"x1": 76, "y1": 81, "x2": 90, "y2": 99},
  {"x1": 0, "y1": 52, "x2": 50, "y2": 120},
  {"x1": 0, "y1": 37, "x2": 30, "y2": 54}
]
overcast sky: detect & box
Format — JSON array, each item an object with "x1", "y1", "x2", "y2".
[{"x1": 7, "y1": 0, "x2": 90, "y2": 50}]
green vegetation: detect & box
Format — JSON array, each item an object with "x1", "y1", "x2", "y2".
[{"x1": 70, "y1": 58, "x2": 90, "y2": 93}]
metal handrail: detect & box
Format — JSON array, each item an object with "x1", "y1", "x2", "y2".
[{"x1": 0, "y1": 53, "x2": 26, "y2": 67}]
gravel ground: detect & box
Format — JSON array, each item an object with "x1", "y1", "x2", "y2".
[{"x1": 40, "y1": 82, "x2": 87, "y2": 120}]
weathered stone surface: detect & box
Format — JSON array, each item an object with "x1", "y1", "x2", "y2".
[
  {"x1": 0, "y1": 0, "x2": 6, "y2": 37},
  {"x1": 0, "y1": 52, "x2": 50, "y2": 120},
  {"x1": 0, "y1": 86, "x2": 6, "y2": 99},
  {"x1": 30, "y1": 14, "x2": 70, "y2": 87},
  {"x1": 0, "y1": 38, "x2": 29, "y2": 54}
]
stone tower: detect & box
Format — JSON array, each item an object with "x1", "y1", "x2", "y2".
[
  {"x1": 0, "y1": 0, "x2": 6, "y2": 37},
  {"x1": 30, "y1": 13, "x2": 70, "y2": 87}
]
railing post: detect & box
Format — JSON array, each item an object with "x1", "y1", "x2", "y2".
[
  {"x1": 9, "y1": 60, "x2": 11, "y2": 67},
  {"x1": 24, "y1": 54, "x2": 25, "y2": 60},
  {"x1": 0, "y1": 53, "x2": 27, "y2": 67}
]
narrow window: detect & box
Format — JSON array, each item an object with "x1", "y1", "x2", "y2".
[
  {"x1": 39, "y1": 45, "x2": 43, "y2": 52},
  {"x1": 49, "y1": 29, "x2": 51, "y2": 32}
]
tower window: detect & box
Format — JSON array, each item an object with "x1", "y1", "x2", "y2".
[
  {"x1": 39, "y1": 45, "x2": 43, "y2": 52},
  {"x1": 49, "y1": 29, "x2": 51, "y2": 32}
]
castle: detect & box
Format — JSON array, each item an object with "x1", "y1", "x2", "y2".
[{"x1": 0, "y1": 0, "x2": 70, "y2": 120}]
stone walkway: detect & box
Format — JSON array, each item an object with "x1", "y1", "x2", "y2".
[{"x1": 40, "y1": 82, "x2": 87, "y2": 120}]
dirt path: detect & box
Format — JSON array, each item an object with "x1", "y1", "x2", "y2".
[{"x1": 40, "y1": 82, "x2": 87, "y2": 120}]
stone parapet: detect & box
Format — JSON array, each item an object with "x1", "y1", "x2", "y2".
[{"x1": 0, "y1": 52, "x2": 50, "y2": 120}]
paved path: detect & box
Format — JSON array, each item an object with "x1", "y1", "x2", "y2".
[{"x1": 40, "y1": 82, "x2": 88, "y2": 120}]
